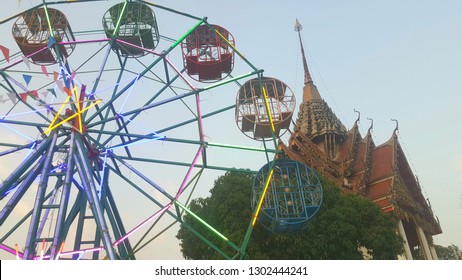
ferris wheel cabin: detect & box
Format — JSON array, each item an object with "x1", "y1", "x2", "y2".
[
  {"x1": 103, "y1": 2, "x2": 160, "y2": 57},
  {"x1": 182, "y1": 24, "x2": 234, "y2": 82},
  {"x1": 236, "y1": 77, "x2": 295, "y2": 140},
  {"x1": 252, "y1": 159, "x2": 323, "y2": 232},
  {"x1": 12, "y1": 8, "x2": 75, "y2": 65}
]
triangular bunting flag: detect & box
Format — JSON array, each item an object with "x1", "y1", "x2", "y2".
[
  {"x1": 23, "y1": 74, "x2": 32, "y2": 85},
  {"x1": 19, "y1": 93, "x2": 28, "y2": 101},
  {"x1": 6, "y1": 92, "x2": 17, "y2": 104},
  {"x1": 22, "y1": 56, "x2": 30, "y2": 69},
  {"x1": 64, "y1": 79, "x2": 70, "y2": 89},
  {"x1": 53, "y1": 71, "x2": 59, "y2": 81},
  {"x1": 41, "y1": 65, "x2": 49, "y2": 77},
  {"x1": 0, "y1": 45, "x2": 10, "y2": 63},
  {"x1": 40, "y1": 91, "x2": 48, "y2": 98},
  {"x1": 61, "y1": 69, "x2": 71, "y2": 88},
  {"x1": 70, "y1": 71, "x2": 76, "y2": 82},
  {"x1": 47, "y1": 88, "x2": 57, "y2": 97},
  {"x1": 28, "y1": 90, "x2": 39, "y2": 99},
  {"x1": 48, "y1": 36, "x2": 56, "y2": 49},
  {"x1": 56, "y1": 80, "x2": 64, "y2": 93},
  {"x1": 63, "y1": 87, "x2": 72, "y2": 96}
]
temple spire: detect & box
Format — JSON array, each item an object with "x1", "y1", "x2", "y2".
[
  {"x1": 294, "y1": 19, "x2": 313, "y2": 85},
  {"x1": 294, "y1": 19, "x2": 321, "y2": 102}
]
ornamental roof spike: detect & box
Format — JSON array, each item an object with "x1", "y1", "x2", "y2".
[
  {"x1": 367, "y1": 117, "x2": 373, "y2": 133},
  {"x1": 294, "y1": 19, "x2": 313, "y2": 85},
  {"x1": 354, "y1": 109, "x2": 360, "y2": 126},
  {"x1": 391, "y1": 118, "x2": 399, "y2": 134}
]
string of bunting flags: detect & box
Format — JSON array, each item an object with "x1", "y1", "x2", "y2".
[{"x1": 0, "y1": 43, "x2": 76, "y2": 104}]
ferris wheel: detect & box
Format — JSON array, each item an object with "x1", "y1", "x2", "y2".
[{"x1": 0, "y1": 1, "x2": 320, "y2": 260}]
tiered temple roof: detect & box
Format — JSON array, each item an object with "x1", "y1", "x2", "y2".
[{"x1": 279, "y1": 21, "x2": 441, "y2": 238}]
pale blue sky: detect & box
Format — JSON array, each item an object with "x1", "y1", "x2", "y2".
[{"x1": 0, "y1": 0, "x2": 461, "y2": 259}]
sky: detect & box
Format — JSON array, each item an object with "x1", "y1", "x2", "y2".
[{"x1": 0, "y1": 0, "x2": 461, "y2": 260}]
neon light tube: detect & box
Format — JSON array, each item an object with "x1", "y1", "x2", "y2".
[
  {"x1": 73, "y1": 85, "x2": 83, "y2": 134},
  {"x1": 0, "y1": 108, "x2": 48, "y2": 119},
  {"x1": 34, "y1": 204, "x2": 172, "y2": 259},
  {"x1": 98, "y1": 152, "x2": 108, "y2": 200},
  {"x1": 164, "y1": 56, "x2": 196, "y2": 90},
  {"x1": 116, "y1": 113, "x2": 166, "y2": 138},
  {"x1": 34, "y1": 246, "x2": 103, "y2": 260},
  {"x1": 44, "y1": 99, "x2": 101, "y2": 134},
  {"x1": 118, "y1": 74, "x2": 140, "y2": 114},
  {"x1": 262, "y1": 87, "x2": 276, "y2": 134},
  {"x1": 0, "y1": 123, "x2": 35, "y2": 141},
  {"x1": 175, "y1": 146, "x2": 203, "y2": 199},
  {"x1": 89, "y1": 76, "x2": 137, "y2": 97},
  {"x1": 57, "y1": 38, "x2": 110, "y2": 45},
  {"x1": 175, "y1": 201, "x2": 229, "y2": 242},
  {"x1": 105, "y1": 135, "x2": 165, "y2": 151},
  {"x1": 0, "y1": 243, "x2": 23, "y2": 259},
  {"x1": 252, "y1": 169, "x2": 274, "y2": 226},
  {"x1": 115, "y1": 39, "x2": 162, "y2": 57},
  {"x1": 54, "y1": 242, "x2": 65, "y2": 260},
  {"x1": 15, "y1": 244, "x2": 20, "y2": 260},
  {"x1": 113, "y1": 204, "x2": 171, "y2": 246},
  {"x1": 39, "y1": 239, "x2": 46, "y2": 260},
  {"x1": 112, "y1": 1, "x2": 128, "y2": 37},
  {"x1": 45, "y1": 95, "x2": 71, "y2": 134},
  {"x1": 195, "y1": 93, "x2": 205, "y2": 143}
]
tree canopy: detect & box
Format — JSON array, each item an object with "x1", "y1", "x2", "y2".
[
  {"x1": 434, "y1": 244, "x2": 462, "y2": 260},
  {"x1": 176, "y1": 170, "x2": 404, "y2": 259}
]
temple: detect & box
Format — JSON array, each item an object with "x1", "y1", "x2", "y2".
[{"x1": 279, "y1": 19, "x2": 442, "y2": 259}]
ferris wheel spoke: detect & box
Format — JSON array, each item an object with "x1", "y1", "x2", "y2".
[
  {"x1": 0, "y1": 141, "x2": 38, "y2": 156},
  {"x1": 112, "y1": 153, "x2": 253, "y2": 175},
  {"x1": 104, "y1": 163, "x2": 164, "y2": 209},
  {"x1": 86, "y1": 87, "x2": 196, "y2": 134},
  {"x1": 0, "y1": 118, "x2": 50, "y2": 132},
  {"x1": 155, "y1": 103, "x2": 235, "y2": 136},
  {"x1": 85, "y1": 61, "x2": 165, "y2": 124},
  {"x1": 125, "y1": 212, "x2": 174, "y2": 259},
  {"x1": 86, "y1": 129, "x2": 164, "y2": 141},
  {"x1": 86, "y1": 71, "x2": 189, "y2": 148},
  {"x1": 89, "y1": 93, "x2": 231, "y2": 147},
  {"x1": 77, "y1": 46, "x2": 128, "y2": 125},
  {"x1": 110, "y1": 152, "x2": 169, "y2": 196},
  {"x1": 102, "y1": 102, "x2": 135, "y2": 157},
  {"x1": 135, "y1": 57, "x2": 198, "y2": 116},
  {"x1": 90, "y1": 73, "x2": 137, "y2": 146}
]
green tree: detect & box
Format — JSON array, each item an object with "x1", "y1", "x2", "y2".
[
  {"x1": 176, "y1": 170, "x2": 404, "y2": 259},
  {"x1": 435, "y1": 244, "x2": 462, "y2": 260}
]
